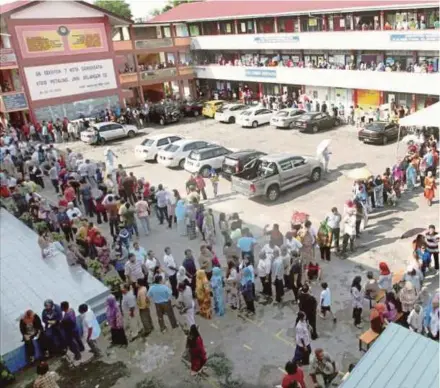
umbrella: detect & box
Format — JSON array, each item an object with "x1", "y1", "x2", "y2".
[
  {"x1": 291, "y1": 211, "x2": 309, "y2": 225},
  {"x1": 316, "y1": 139, "x2": 331, "y2": 157},
  {"x1": 346, "y1": 167, "x2": 374, "y2": 181},
  {"x1": 401, "y1": 134, "x2": 424, "y2": 145}
]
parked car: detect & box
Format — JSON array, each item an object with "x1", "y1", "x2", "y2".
[
  {"x1": 214, "y1": 103, "x2": 250, "y2": 123},
  {"x1": 184, "y1": 145, "x2": 232, "y2": 177},
  {"x1": 358, "y1": 121, "x2": 400, "y2": 145},
  {"x1": 180, "y1": 100, "x2": 204, "y2": 117},
  {"x1": 149, "y1": 103, "x2": 181, "y2": 125},
  {"x1": 270, "y1": 108, "x2": 306, "y2": 129},
  {"x1": 236, "y1": 108, "x2": 274, "y2": 128},
  {"x1": 292, "y1": 112, "x2": 341, "y2": 133},
  {"x1": 157, "y1": 139, "x2": 213, "y2": 168},
  {"x1": 221, "y1": 149, "x2": 267, "y2": 180},
  {"x1": 231, "y1": 153, "x2": 322, "y2": 201},
  {"x1": 80, "y1": 122, "x2": 139, "y2": 145},
  {"x1": 135, "y1": 133, "x2": 183, "y2": 161},
  {"x1": 202, "y1": 100, "x2": 225, "y2": 118}
]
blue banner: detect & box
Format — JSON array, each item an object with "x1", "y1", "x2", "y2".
[
  {"x1": 390, "y1": 33, "x2": 439, "y2": 42},
  {"x1": 244, "y1": 69, "x2": 277, "y2": 78},
  {"x1": 253, "y1": 36, "x2": 300, "y2": 44},
  {"x1": 2, "y1": 93, "x2": 28, "y2": 112}
]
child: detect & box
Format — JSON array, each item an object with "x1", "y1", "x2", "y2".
[
  {"x1": 319, "y1": 282, "x2": 336, "y2": 323},
  {"x1": 387, "y1": 187, "x2": 398, "y2": 207},
  {"x1": 118, "y1": 223, "x2": 130, "y2": 249},
  {"x1": 419, "y1": 245, "x2": 432, "y2": 275},
  {"x1": 210, "y1": 170, "x2": 219, "y2": 198}
]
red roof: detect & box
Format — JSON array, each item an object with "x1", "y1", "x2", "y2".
[
  {"x1": 0, "y1": 0, "x2": 32, "y2": 14},
  {"x1": 150, "y1": 0, "x2": 437, "y2": 23}
]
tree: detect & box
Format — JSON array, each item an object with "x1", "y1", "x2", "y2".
[
  {"x1": 94, "y1": 0, "x2": 132, "y2": 20},
  {"x1": 151, "y1": 0, "x2": 194, "y2": 17}
]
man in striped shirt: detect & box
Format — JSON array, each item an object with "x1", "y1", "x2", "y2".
[
  {"x1": 426, "y1": 225, "x2": 439, "y2": 270},
  {"x1": 125, "y1": 253, "x2": 145, "y2": 292}
]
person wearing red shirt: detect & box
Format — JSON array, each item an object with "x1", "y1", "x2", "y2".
[
  {"x1": 281, "y1": 361, "x2": 305, "y2": 388},
  {"x1": 58, "y1": 196, "x2": 68, "y2": 208},
  {"x1": 64, "y1": 183, "x2": 76, "y2": 206},
  {"x1": 22, "y1": 123, "x2": 30, "y2": 140},
  {"x1": 195, "y1": 174, "x2": 207, "y2": 200}
]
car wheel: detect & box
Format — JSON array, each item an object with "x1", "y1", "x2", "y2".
[
  {"x1": 266, "y1": 185, "x2": 280, "y2": 202},
  {"x1": 312, "y1": 125, "x2": 319, "y2": 133},
  {"x1": 98, "y1": 137, "x2": 106, "y2": 145},
  {"x1": 382, "y1": 136, "x2": 388, "y2": 145},
  {"x1": 228, "y1": 116, "x2": 235, "y2": 124},
  {"x1": 178, "y1": 159, "x2": 186, "y2": 169},
  {"x1": 252, "y1": 121, "x2": 258, "y2": 128},
  {"x1": 194, "y1": 110, "x2": 199, "y2": 117},
  {"x1": 127, "y1": 130, "x2": 135, "y2": 138},
  {"x1": 289, "y1": 122, "x2": 295, "y2": 129},
  {"x1": 311, "y1": 168, "x2": 321, "y2": 182},
  {"x1": 159, "y1": 118, "x2": 165, "y2": 126},
  {"x1": 200, "y1": 166, "x2": 211, "y2": 178}
]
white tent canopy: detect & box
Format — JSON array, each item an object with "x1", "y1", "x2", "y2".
[{"x1": 398, "y1": 102, "x2": 440, "y2": 127}]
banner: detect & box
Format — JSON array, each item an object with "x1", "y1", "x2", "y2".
[
  {"x1": 245, "y1": 68, "x2": 277, "y2": 78},
  {"x1": 0, "y1": 49, "x2": 17, "y2": 67},
  {"x1": 24, "y1": 59, "x2": 117, "y2": 101},
  {"x1": 16, "y1": 24, "x2": 108, "y2": 58},
  {"x1": 1, "y1": 92, "x2": 28, "y2": 112}
]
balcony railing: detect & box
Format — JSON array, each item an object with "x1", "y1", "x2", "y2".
[
  {"x1": 135, "y1": 38, "x2": 173, "y2": 50},
  {"x1": 140, "y1": 68, "x2": 177, "y2": 82},
  {"x1": 0, "y1": 91, "x2": 28, "y2": 112},
  {"x1": 191, "y1": 30, "x2": 440, "y2": 51},
  {"x1": 0, "y1": 48, "x2": 17, "y2": 68},
  {"x1": 119, "y1": 73, "x2": 138, "y2": 84},
  {"x1": 174, "y1": 37, "x2": 191, "y2": 47},
  {"x1": 178, "y1": 66, "x2": 195, "y2": 76},
  {"x1": 194, "y1": 65, "x2": 440, "y2": 95},
  {"x1": 113, "y1": 40, "x2": 133, "y2": 51}
]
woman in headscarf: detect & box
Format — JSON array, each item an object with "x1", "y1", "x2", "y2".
[
  {"x1": 177, "y1": 265, "x2": 190, "y2": 286},
  {"x1": 351, "y1": 276, "x2": 363, "y2": 328},
  {"x1": 203, "y1": 209, "x2": 216, "y2": 246},
  {"x1": 399, "y1": 281, "x2": 418, "y2": 323},
  {"x1": 195, "y1": 270, "x2": 212, "y2": 319},
  {"x1": 226, "y1": 261, "x2": 239, "y2": 310},
  {"x1": 406, "y1": 160, "x2": 417, "y2": 191},
  {"x1": 378, "y1": 262, "x2": 393, "y2": 292},
  {"x1": 241, "y1": 266, "x2": 255, "y2": 314},
  {"x1": 175, "y1": 198, "x2": 187, "y2": 236},
  {"x1": 187, "y1": 325, "x2": 207, "y2": 376},
  {"x1": 210, "y1": 267, "x2": 225, "y2": 316},
  {"x1": 19, "y1": 310, "x2": 49, "y2": 362},
  {"x1": 370, "y1": 303, "x2": 386, "y2": 334},
  {"x1": 195, "y1": 204, "x2": 205, "y2": 240},
  {"x1": 317, "y1": 219, "x2": 332, "y2": 261},
  {"x1": 298, "y1": 220, "x2": 315, "y2": 264},
  {"x1": 177, "y1": 280, "x2": 196, "y2": 330},
  {"x1": 106, "y1": 295, "x2": 128, "y2": 346},
  {"x1": 424, "y1": 171, "x2": 436, "y2": 206},
  {"x1": 185, "y1": 201, "x2": 197, "y2": 240},
  {"x1": 293, "y1": 311, "x2": 312, "y2": 366}
]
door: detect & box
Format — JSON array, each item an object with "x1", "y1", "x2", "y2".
[
  {"x1": 108, "y1": 123, "x2": 125, "y2": 139},
  {"x1": 156, "y1": 137, "x2": 170, "y2": 151},
  {"x1": 98, "y1": 124, "x2": 113, "y2": 140},
  {"x1": 385, "y1": 124, "x2": 398, "y2": 139},
  {"x1": 212, "y1": 147, "x2": 229, "y2": 168},
  {"x1": 260, "y1": 109, "x2": 273, "y2": 124},
  {"x1": 277, "y1": 158, "x2": 296, "y2": 189},
  {"x1": 291, "y1": 156, "x2": 309, "y2": 180}
]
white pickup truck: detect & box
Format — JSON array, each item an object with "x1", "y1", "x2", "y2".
[{"x1": 231, "y1": 153, "x2": 322, "y2": 201}]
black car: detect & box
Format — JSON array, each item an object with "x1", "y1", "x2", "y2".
[
  {"x1": 292, "y1": 112, "x2": 340, "y2": 133},
  {"x1": 180, "y1": 100, "x2": 204, "y2": 117},
  {"x1": 358, "y1": 122, "x2": 399, "y2": 145},
  {"x1": 221, "y1": 149, "x2": 267, "y2": 180},
  {"x1": 149, "y1": 103, "x2": 181, "y2": 125}
]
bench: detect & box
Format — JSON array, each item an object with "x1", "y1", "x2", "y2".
[{"x1": 359, "y1": 329, "x2": 379, "y2": 352}]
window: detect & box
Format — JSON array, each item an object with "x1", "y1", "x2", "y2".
[
  {"x1": 278, "y1": 159, "x2": 293, "y2": 171},
  {"x1": 189, "y1": 24, "x2": 200, "y2": 36},
  {"x1": 109, "y1": 124, "x2": 123, "y2": 130},
  {"x1": 214, "y1": 148, "x2": 228, "y2": 157},
  {"x1": 163, "y1": 26, "x2": 171, "y2": 37},
  {"x1": 291, "y1": 157, "x2": 305, "y2": 167},
  {"x1": 166, "y1": 144, "x2": 180, "y2": 152},
  {"x1": 175, "y1": 24, "x2": 189, "y2": 37},
  {"x1": 141, "y1": 139, "x2": 154, "y2": 146},
  {"x1": 195, "y1": 141, "x2": 208, "y2": 148},
  {"x1": 169, "y1": 136, "x2": 181, "y2": 142},
  {"x1": 183, "y1": 143, "x2": 197, "y2": 151},
  {"x1": 200, "y1": 150, "x2": 214, "y2": 160},
  {"x1": 157, "y1": 138, "x2": 169, "y2": 146}
]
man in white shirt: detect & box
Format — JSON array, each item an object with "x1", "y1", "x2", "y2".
[
  {"x1": 271, "y1": 249, "x2": 284, "y2": 303},
  {"x1": 285, "y1": 231, "x2": 303, "y2": 256},
  {"x1": 155, "y1": 184, "x2": 168, "y2": 225},
  {"x1": 85, "y1": 159, "x2": 97, "y2": 185},
  {"x1": 77, "y1": 160, "x2": 88, "y2": 180},
  {"x1": 130, "y1": 241, "x2": 147, "y2": 263},
  {"x1": 319, "y1": 282, "x2": 336, "y2": 322},
  {"x1": 66, "y1": 202, "x2": 82, "y2": 221},
  {"x1": 164, "y1": 247, "x2": 178, "y2": 298},
  {"x1": 125, "y1": 253, "x2": 145, "y2": 287},
  {"x1": 144, "y1": 250, "x2": 159, "y2": 285},
  {"x1": 121, "y1": 284, "x2": 141, "y2": 341},
  {"x1": 78, "y1": 304, "x2": 101, "y2": 356}
]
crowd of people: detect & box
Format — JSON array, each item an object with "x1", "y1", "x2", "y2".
[{"x1": 0, "y1": 119, "x2": 438, "y2": 387}]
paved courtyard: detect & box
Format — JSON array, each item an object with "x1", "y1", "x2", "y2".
[{"x1": 13, "y1": 117, "x2": 438, "y2": 388}]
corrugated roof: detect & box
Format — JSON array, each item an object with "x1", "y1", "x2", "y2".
[
  {"x1": 341, "y1": 323, "x2": 439, "y2": 388},
  {"x1": 0, "y1": 0, "x2": 32, "y2": 14},
  {"x1": 150, "y1": 0, "x2": 437, "y2": 23}
]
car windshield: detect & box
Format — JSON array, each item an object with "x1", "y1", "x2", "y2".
[
  {"x1": 164, "y1": 144, "x2": 179, "y2": 152},
  {"x1": 141, "y1": 139, "x2": 155, "y2": 146},
  {"x1": 241, "y1": 111, "x2": 252, "y2": 116},
  {"x1": 276, "y1": 111, "x2": 289, "y2": 117},
  {"x1": 365, "y1": 123, "x2": 387, "y2": 131}
]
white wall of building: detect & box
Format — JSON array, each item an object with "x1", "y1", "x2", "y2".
[
  {"x1": 11, "y1": 1, "x2": 105, "y2": 19},
  {"x1": 194, "y1": 65, "x2": 440, "y2": 95},
  {"x1": 192, "y1": 30, "x2": 440, "y2": 52}
]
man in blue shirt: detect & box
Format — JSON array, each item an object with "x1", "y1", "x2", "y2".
[
  {"x1": 237, "y1": 228, "x2": 257, "y2": 264},
  {"x1": 147, "y1": 275, "x2": 178, "y2": 332}
]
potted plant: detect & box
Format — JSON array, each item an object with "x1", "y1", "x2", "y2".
[
  {"x1": 104, "y1": 276, "x2": 123, "y2": 301},
  {"x1": 33, "y1": 221, "x2": 48, "y2": 234},
  {"x1": 18, "y1": 212, "x2": 34, "y2": 228},
  {"x1": 0, "y1": 357, "x2": 14, "y2": 385},
  {"x1": 88, "y1": 260, "x2": 104, "y2": 281}
]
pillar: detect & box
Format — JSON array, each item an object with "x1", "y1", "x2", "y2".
[
  {"x1": 170, "y1": 23, "x2": 176, "y2": 38},
  {"x1": 274, "y1": 17, "x2": 278, "y2": 33},
  {"x1": 412, "y1": 51, "x2": 417, "y2": 65},
  {"x1": 178, "y1": 80, "x2": 184, "y2": 100},
  {"x1": 323, "y1": 15, "x2": 328, "y2": 31},
  {"x1": 200, "y1": 23, "x2": 204, "y2": 35},
  {"x1": 217, "y1": 21, "x2": 221, "y2": 34},
  {"x1": 353, "y1": 89, "x2": 358, "y2": 107},
  {"x1": 234, "y1": 19, "x2": 238, "y2": 34},
  {"x1": 411, "y1": 94, "x2": 417, "y2": 112},
  {"x1": 138, "y1": 86, "x2": 145, "y2": 104},
  {"x1": 380, "y1": 11, "x2": 384, "y2": 30},
  {"x1": 297, "y1": 16, "x2": 301, "y2": 32},
  {"x1": 258, "y1": 82, "x2": 263, "y2": 99},
  {"x1": 379, "y1": 91, "x2": 384, "y2": 105},
  {"x1": 254, "y1": 19, "x2": 258, "y2": 34},
  {"x1": 350, "y1": 13, "x2": 355, "y2": 30}
]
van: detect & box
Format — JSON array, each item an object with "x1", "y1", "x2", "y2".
[{"x1": 202, "y1": 100, "x2": 225, "y2": 118}]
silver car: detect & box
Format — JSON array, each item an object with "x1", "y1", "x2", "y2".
[
  {"x1": 231, "y1": 153, "x2": 322, "y2": 201},
  {"x1": 270, "y1": 108, "x2": 306, "y2": 129}
]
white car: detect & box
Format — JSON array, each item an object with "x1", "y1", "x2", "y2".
[
  {"x1": 157, "y1": 139, "x2": 213, "y2": 169},
  {"x1": 184, "y1": 145, "x2": 232, "y2": 177},
  {"x1": 236, "y1": 108, "x2": 273, "y2": 128},
  {"x1": 80, "y1": 122, "x2": 139, "y2": 144},
  {"x1": 214, "y1": 104, "x2": 250, "y2": 124},
  {"x1": 135, "y1": 133, "x2": 183, "y2": 161}
]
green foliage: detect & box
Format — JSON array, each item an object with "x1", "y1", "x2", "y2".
[
  {"x1": 151, "y1": 0, "x2": 194, "y2": 17},
  {"x1": 104, "y1": 276, "x2": 123, "y2": 292},
  {"x1": 0, "y1": 357, "x2": 14, "y2": 383},
  {"x1": 94, "y1": 0, "x2": 132, "y2": 20},
  {"x1": 88, "y1": 260, "x2": 104, "y2": 280},
  {"x1": 51, "y1": 232, "x2": 65, "y2": 243},
  {"x1": 33, "y1": 221, "x2": 48, "y2": 234},
  {"x1": 1, "y1": 197, "x2": 18, "y2": 214}
]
